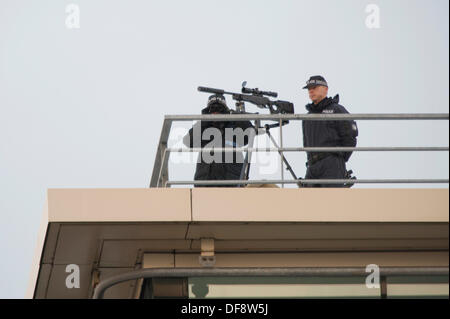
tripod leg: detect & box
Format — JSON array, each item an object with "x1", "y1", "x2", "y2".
[
  {"x1": 238, "y1": 125, "x2": 258, "y2": 187},
  {"x1": 264, "y1": 128, "x2": 299, "y2": 180}
]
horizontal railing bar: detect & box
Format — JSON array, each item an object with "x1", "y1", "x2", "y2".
[
  {"x1": 165, "y1": 113, "x2": 449, "y2": 121},
  {"x1": 167, "y1": 147, "x2": 449, "y2": 153},
  {"x1": 166, "y1": 179, "x2": 450, "y2": 186},
  {"x1": 92, "y1": 266, "x2": 449, "y2": 299}
]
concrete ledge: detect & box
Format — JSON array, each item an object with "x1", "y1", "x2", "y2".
[
  {"x1": 191, "y1": 188, "x2": 449, "y2": 222},
  {"x1": 47, "y1": 188, "x2": 192, "y2": 222},
  {"x1": 45, "y1": 188, "x2": 449, "y2": 223}
]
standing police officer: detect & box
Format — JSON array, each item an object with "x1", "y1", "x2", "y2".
[
  {"x1": 183, "y1": 94, "x2": 254, "y2": 187},
  {"x1": 302, "y1": 76, "x2": 358, "y2": 187}
]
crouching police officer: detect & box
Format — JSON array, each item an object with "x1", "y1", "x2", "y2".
[
  {"x1": 301, "y1": 75, "x2": 358, "y2": 187},
  {"x1": 183, "y1": 94, "x2": 254, "y2": 187}
]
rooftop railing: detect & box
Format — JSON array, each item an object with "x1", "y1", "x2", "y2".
[{"x1": 149, "y1": 113, "x2": 449, "y2": 188}]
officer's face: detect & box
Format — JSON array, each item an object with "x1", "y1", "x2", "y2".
[{"x1": 308, "y1": 85, "x2": 328, "y2": 104}]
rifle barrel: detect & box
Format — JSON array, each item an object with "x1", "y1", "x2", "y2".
[{"x1": 198, "y1": 86, "x2": 232, "y2": 95}]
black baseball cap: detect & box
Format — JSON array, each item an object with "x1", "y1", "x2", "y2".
[
  {"x1": 207, "y1": 94, "x2": 227, "y2": 107},
  {"x1": 302, "y1": 75, "x2": 328, "y2": 89},
  {"x1": 202, "y1": 94, "x2": 229, "y2": 114}
]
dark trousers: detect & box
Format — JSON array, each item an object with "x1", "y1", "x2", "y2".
[{"x1": 304, "y1": 155, "x2": 347, "y2": 188}]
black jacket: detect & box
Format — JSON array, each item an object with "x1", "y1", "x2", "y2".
[
  {"x1": 302, "y1": 94, "x2": 358, "y2": 162},
  {"x1": 183, "y1": 120, "x2": 254, "y2": 182}
]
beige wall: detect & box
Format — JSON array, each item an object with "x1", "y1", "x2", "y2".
[{"x1": 192, "y1": 188, "x2": 449, "y2": 222}]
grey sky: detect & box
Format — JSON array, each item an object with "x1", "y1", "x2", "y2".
[{"x1": 0, "y1": 0, "x2": 448, "y2": 298}]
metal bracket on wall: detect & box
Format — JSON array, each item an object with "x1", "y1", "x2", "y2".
[{"x1": 199, "y1": 238, "x2": 216, "y2": 267}]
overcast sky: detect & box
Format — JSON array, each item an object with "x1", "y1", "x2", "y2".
[{"x1": 0, "y1": 0, "x2": 448, "y2": 298}]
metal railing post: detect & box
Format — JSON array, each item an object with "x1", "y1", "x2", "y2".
[
  {"x1": 150, "y1": 119, "x2": 173, "y2": 187},
  {"x1": 279, "y1": 119, "x2": 284, "y2": 188}
]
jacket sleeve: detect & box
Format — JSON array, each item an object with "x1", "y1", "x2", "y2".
[
  {"x1": 333, "y1": 105, "x2": 358, "y2": 162},
  {"x1": 183, "y1": 121, "x2": 202, "y2": 148}
]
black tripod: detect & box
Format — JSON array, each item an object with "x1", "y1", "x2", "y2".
[{"x1": 238, "y1": 119, "x2": 299, "y2": 187}]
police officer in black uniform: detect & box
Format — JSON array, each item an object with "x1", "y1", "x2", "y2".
[
  {"x1": 302, "y1": 76, "x2": 358, "y2": 187},
  {"x1": 183, "y1": 94, "x2": 254, "y2": 187}
]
